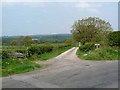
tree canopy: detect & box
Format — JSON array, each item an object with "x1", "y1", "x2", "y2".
[
  {"x1": 10, "y1": 36, "x2": 32, "y2": 46},
  {"x1": 71, "y1": 17, "x2": 113, "y2": 44},
  {"x1": 108, "y1": 31, "x2": 120, "y2": 46},
  {"x1": 21, "y1": 36, "x2": 32, "y2": 46}
]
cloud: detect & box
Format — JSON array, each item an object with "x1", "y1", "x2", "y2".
[{"x1": 75, "y1": 2, "x2": 102, "y2": 13}]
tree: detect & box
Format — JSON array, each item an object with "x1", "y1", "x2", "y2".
[
  {"x1": 10, "y1": 40, "x2": 18, "y2": 46},
  {"x1": 64, "y1": 38, "x2": 74, "y2": 45},
  {"x1": 107, "y1": 31, "x2": 120, "y2": 46},
  {"x1": 10, "y1": 40, "x2": 22, "y2": 46},
  {"x1": 21, "y1": 36, "x2": 32, "y2": 46},
  {"x1": 71, "y1": 17, "x2": 113, "y2": 45}
]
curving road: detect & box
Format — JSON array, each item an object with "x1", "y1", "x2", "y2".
[{"x1": 2, "y1": 47, "x2": 118, "y2": 88}]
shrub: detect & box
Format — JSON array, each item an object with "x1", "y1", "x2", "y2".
[
  {"x1": 27, "y1": 45, "x2": 54, "y2": 57},
  {"x1": 27, "y1": 44, "x2": 70, "y2": 57},
  {"x1": 86, "y1": 47, "x2": 118, "y2": 60},
  {"x1": 108, "y1": 31, "x2": 120, "y2": 46},
  {"x1": 57, "y1": 44, "x2": 70, "y2": 48},
  {"x1": 79, "y1": 43, "x2": 94, "y2": 52}
]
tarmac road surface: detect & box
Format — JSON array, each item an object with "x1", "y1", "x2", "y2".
[{"x1": 2, "y1": 47, "x2": 118, "y2": 88}]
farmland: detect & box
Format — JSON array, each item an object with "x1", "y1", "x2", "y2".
[
  {"x1": 1, "y1": 34, "x2": 73, "y2": 76},
  {"x1": 2, "y1": 34, "x2": 72, "y2": 45}
]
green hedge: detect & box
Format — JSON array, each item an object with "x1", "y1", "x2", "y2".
[
  {"x1": 27, "y1": 45, "x2": 54, "y2": 57},
  {"x1": 2, "y1": 44, "x2": 71, "y2": 59},
  {"x1": 27, "y1": 44, "x2": 70, "y2": 57},
  {"x1": 108, "y1": 31, "x2": 120, "y2": 46},
  {"x1": 79, "y1": 43, "x2": 94, "y2": 52}
]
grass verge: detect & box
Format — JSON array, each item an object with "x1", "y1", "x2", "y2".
[
  {"x1": 39, "y1": 46, "x2": 72, "y2": 61},
  {"x1": 2, "y1": 58, "x2": 42, "y2": 76},
  {"x1": 77, "y1": 46, "x2": 119, "y2": 60}
]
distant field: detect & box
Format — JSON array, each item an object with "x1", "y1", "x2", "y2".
[{"x1": 2, "y1": 34, "x2": 72, "y2": 44}]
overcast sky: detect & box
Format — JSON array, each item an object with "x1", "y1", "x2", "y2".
[{"x1": 1, "y1": 1, "x2": 118, "y2": 36}]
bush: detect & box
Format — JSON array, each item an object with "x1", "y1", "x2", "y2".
[
  {"x1": 27, "y1": 45, "x2": 54, "y2": 57},
  {"x1": 86, "y1": 47, "x2": 118, "y2": 60},
  {"x1": 108, "y1": 31, "x2": 120, "y2": 46},
  {"x1": 57, "y1": 44, "x2": 70, "y2": 49},
  {"x1": 79, "y1": 43, "x2": 94, "y2": 52},
  {"x1": 27, "y1": 44, "x2": 70, "y2": 57},
  {"x1": 77, "y1": 46, "x2": 118, "y2": 60}
]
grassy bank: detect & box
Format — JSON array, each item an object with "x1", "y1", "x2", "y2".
[
  {"x1": 39, "y1": 46, "x2": 72, "y2": 60},
  {"x1": 77, "y1": 46, "x2": 119, "y2": 60},
  {"x1": 2, "y1": 58, "x2": 42, "y2": 76}
]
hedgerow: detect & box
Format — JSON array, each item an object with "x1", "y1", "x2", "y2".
[
  {"x1": 27, "y1": 45, "x2": 53, "y2": 57},
  {"x1": 27, "y1": 44, "x2": 70, "y2": 57},
  {"x1": 79, "y1": 43, "x2": 94, "y2": 52},
  {"x1": 2, "y1": 44, "x2": 71, "y2": 59}
]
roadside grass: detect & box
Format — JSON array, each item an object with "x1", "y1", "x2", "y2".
[
  {"x1": 2, "y1": 45, "x2": 73, "y2": 76},
  {"x1": 39, "y1": 46, "x2": 72, "y2": 61},
  {"x1": 77, "y1": 46, "x2": 119, "y2": 60},
  {"x1": 2, "y1": 58, "x2": 42, "y2": 76}
]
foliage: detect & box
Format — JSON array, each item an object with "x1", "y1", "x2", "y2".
[
  {"x1": 2, "y1": 46, "x2": 26, "y2": 50},
  {"x1": 107, "y1": 31, "x2": 120, "y2": 46},
  {"x1": 79, "y1": 43, "x2": 94, "y2": 52},
  {"x1": 9, "y1": 36, "x2": 32, "y2": 46},
  {"x1": 21, "y1": 36, "x2": 32, "y2": 46},
  {"x1": 15, "y1": 49, "x2": 27, "y2": 54},
  {"x1": 10, "y1": 40, "x2": 18, "y2": 46},
  {"x1": 77, "y1": 46, "x2": 118, "y2": 60},
  {"x1": 40, "y1": 45, "x2": 72, "y2": 60},
  {"x1": 27, "y1": 44, "x2": 70, "y2": 57},
  {"x1": 2, "y1": 36, "x2": 21, "y2": 45},
  {"x1": 71, "y1": 17, "x2": 113, "y2": 44},
  {"x1": 27, "y1": 44, "x2": 54, "y2": 57},
  {"x1": 2, "y1": 44, "x2": 71, "y2": 59},
  {"x1": 64, "y1": 38, "x2": 74, "y2": 45}
]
